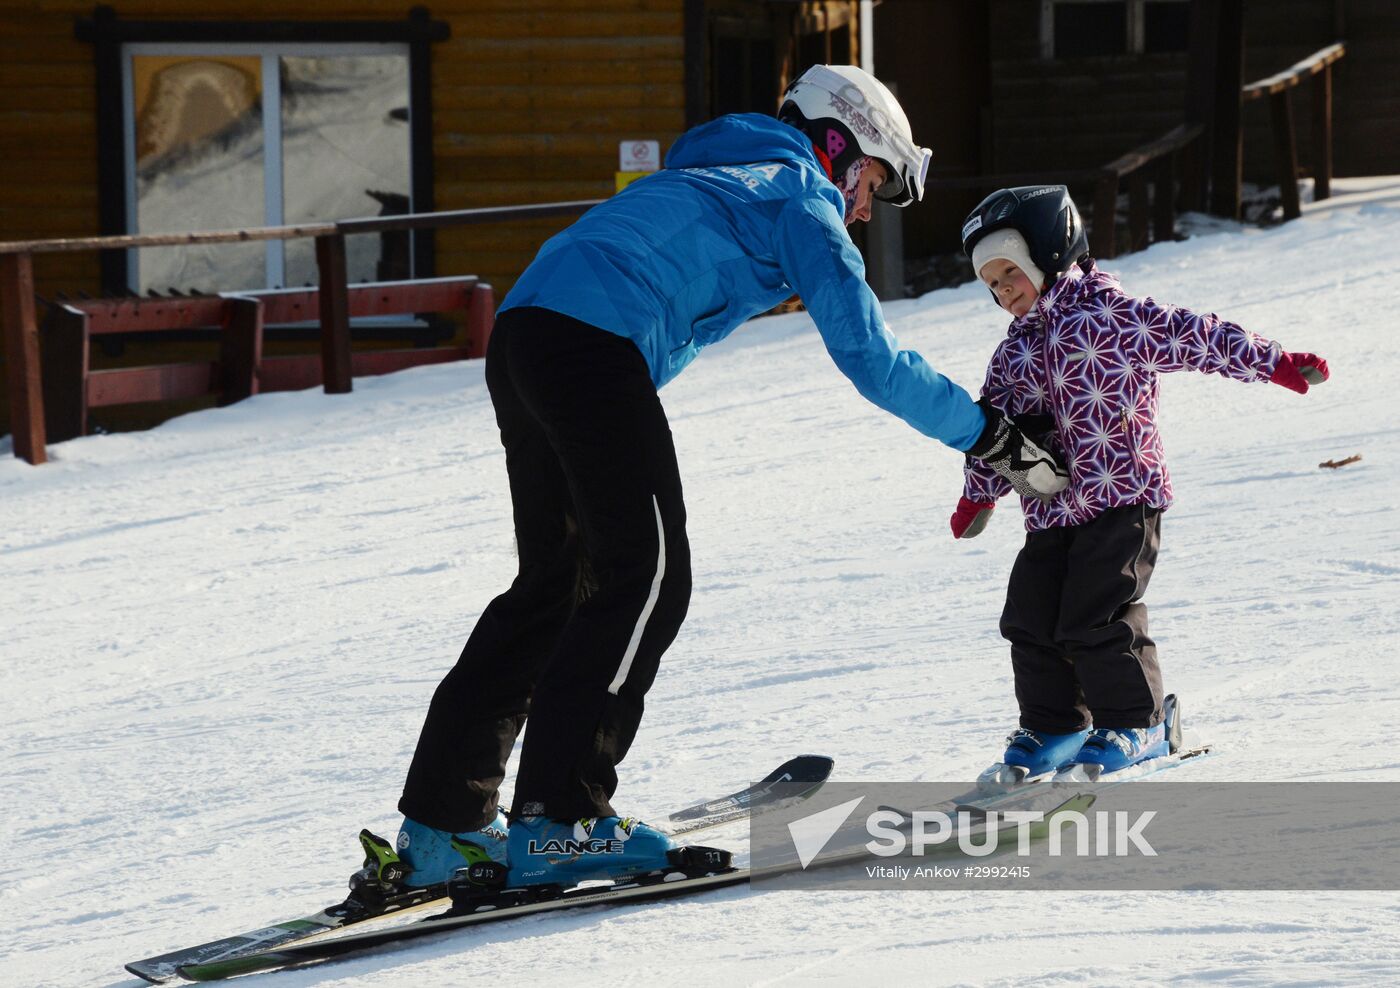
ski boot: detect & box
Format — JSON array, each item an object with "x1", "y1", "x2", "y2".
[
  {"x1": 977, "y1": 727, "x2": 1090, "y2": 793},
  {"x1": 1061, "y1": 724, "x2": 1169, "y2": 781},
  {"x1": 351, "y1": 811, "x2": 510, "y2": 898},
  {"x1": 448, "y1": 815, "x2": 731, "y2": 910}
]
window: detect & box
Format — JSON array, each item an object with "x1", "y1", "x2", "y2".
[
  {"x1": 1142, "y1": 1, "x2": 1191, "y2": 55},
  {"x1": 1041, "y1": 0, "x2": 1190, "y2": 60},
  {"x1": 79, "y1": 9, "x2": 446, "y2": 295},
  {"x1": 126, "y1": 45, "x2": 411, "y2": 293}
]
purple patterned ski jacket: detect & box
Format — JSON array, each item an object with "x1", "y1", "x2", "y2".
[{"x1": 962, "y1": 261, "x2": 1282, "y2": 531}]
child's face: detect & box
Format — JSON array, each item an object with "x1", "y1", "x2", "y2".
[{"x1": 979, "y1": 259, "x2": 1041, "y2": 318}]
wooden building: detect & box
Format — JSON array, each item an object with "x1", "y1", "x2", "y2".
[{"x1": 1, "y1": 0, "x2": 1397, "y2": 439}]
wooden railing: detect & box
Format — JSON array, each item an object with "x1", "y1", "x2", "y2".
[
  {"x1": 1242, "y1": 42, "x2": 1346, "y2": 221},
  {"x1": 927, "y1": 122, "x2": 1204, "y2": 262},
  {"x1": 40, "y1": 277, "x2": 494, "y2": 444},
  {"x1": 0, "y1": 200, "x2": 604, "y2": 464}
]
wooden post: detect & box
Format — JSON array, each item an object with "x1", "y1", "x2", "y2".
[
  {"x1": 315, "y1": 233, "x2": 353, "y2": 394},
  {"x1": 1179, "y1": 135, "x2": 1202, "y2": 217},
  {"x1": 466, "y1": 282, "x2": 496, "y2": 360},
  {"x1": 1208, "y1": 0, "x2": 1245, "y2": 219},
  {"x1": 1153, "y1": 154, "x2": 1177, "y2": 243},
  {"x1": 219, "y1": 296, "x2": 263, "y2": 406},
  {"x1": 1, "y1": 252, "x2": 47, "y2": 464},
  {"x1": 1312, "y1": 63, "x2": 1334, "y2": 202},
  {"x1": 1091, "y1": 174, "x2": 1120, "y2": 259},
  {"x1": 40, "y1": 303, "x2": 89, "y2": 443},
  {"x1": 1183, "y1": 0, "x2": 1219, "y2": 213},
  {"x1": 1270, "y1": 90, "x2": 1302, "y2": 220},
  {"x1": 1128, "y1": 170, "x2": 1150, "y2": 252}
]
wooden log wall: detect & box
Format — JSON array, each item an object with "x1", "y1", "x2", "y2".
[
  {"x1": 0, "y1": 0, "x2": 687, "y2": 436},
  {"x1": 983, "y1": 0, "x2": 1397, "y2": 193},
  {"x1": 0, "y1": 0, "x2": 686, "y2": 303},
  {"x1": 985, "y1": 0, "x2": 1189, "y2": 176}
]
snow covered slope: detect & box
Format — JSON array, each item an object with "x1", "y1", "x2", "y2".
[{"x1": 4, "y1": 181, "x2": 1399, "y2": 987}]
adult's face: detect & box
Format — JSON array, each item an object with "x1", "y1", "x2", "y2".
[{"x1": 845, "y1": 160, "x2": 889, "y2": 227}]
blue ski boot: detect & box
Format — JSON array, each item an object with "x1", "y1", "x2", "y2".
[
  {"x1": 977, "y1": 727, "x2": 1090, "y2": 793},
  {"x1": 388, "y1": 811, "x2": 511, "y2": 887},
  {"x1": 1065, "y1": 724, "x2": 1169, "y2": 779},
  {"x1": 506, "y1": 816, "x2": 679, "y2": 888}
]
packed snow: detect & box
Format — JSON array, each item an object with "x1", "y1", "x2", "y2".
[{"x1": 4, "y1": 178, "x2": 1399, "y2": 987}]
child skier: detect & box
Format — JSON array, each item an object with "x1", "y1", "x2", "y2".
[
  {"x1": 954, "y1": 185, "x2": 1329, "y2": 787},
  {"x1": 362, "y1": 69, "x2": 1071, "y2": 899}
]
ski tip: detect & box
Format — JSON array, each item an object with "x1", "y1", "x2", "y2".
[
  {"x1": 123, "y1": 964, "x2": 172, "y2": 985},
  {"x1": 772, "y1": 754, "x2": 836, "y2": 778}
]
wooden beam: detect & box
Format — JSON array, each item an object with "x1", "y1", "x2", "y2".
[
  {"x1": 1270, "y1": 90, "x2": 1302, "y2": 221},
  {"x1": 82, "y1": 296, "x2": 230, "y2": 335},
  {"x1": 1, "y1": 253, "x2": 47, "y2": 463},
  {"x1": 1242, "y1": 42, "x2": 1346, "y2": 100},
  {"x1": 1312, "y1": 63, "x2": 1334, "y2": 201},
  {"x1": 1153, "y1": 154, "x2": 1177, "y2": 244},
  {"x1": 1091, "y1": 175, "x2": 1120, "y2": 259},
  {"x1": 350, "y1": 346, "x2": 473, "y2": 378},
  {"x1": 1209, "y1": 0, "x2": 1245, "y2": 220},
  {"x1": 86, "y1": 362, "x2": 218, "y2": 407},
  {"x1": 466, "y1": 282, "x2": 496, "y2": 360},
  {"x1": 315, "y1": 234, "x2": 352, "y2": 395},
  {"x1": 1183, "y1": 0, "x2": 1219, "y2": 212},
  {"x1": 249, "y1": 277, "x2": 475, "y2": 324},
  {"x1": 1101, "y1": 124, "x2": 1203, "y2": 178},
  {"x1": 1128, "y1": 171, "x2": 1150, "y2": 253},
  {"x1": 219, "y1": 296, "x2": 263, "y2": 406},
  {"x1": 40, "y1": 303, "x2": 89, "y2": 443}
]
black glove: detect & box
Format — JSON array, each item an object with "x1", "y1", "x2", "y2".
[
  {"x1": 966, "y1": 399, "x2": 1070, "y2": 502},
  {"x1": 1010, "y1": 411, "x2": 1058, "y2": 452}
]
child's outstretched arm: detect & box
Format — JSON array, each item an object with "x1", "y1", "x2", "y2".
[{"x1": 1124, "y1": 295, "x2": 1329, "y2": 391}]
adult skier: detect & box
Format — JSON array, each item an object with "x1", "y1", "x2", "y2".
[{"x1": 384, "y1": 65, "x2": 1069, "y2": 893}]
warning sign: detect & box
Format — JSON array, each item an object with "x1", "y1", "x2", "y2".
[{"x1": 618, "y1": 140, "x2": 661, "y2": 173}]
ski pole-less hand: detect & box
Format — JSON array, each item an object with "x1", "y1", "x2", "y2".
[
  {"x1": 950, "y1": 497, "x2": 995, "y2": 539},
  {"x1": 965, "y1": 399, "x2": 1070, "y2": 501},
  {"x1": 1269, "y1": 351, "x2": 1330, "y2": 394}
]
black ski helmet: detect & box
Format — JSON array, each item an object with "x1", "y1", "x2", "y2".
[{"x1": 961, "y1": 186, "x2": 1089, "y2": 285}]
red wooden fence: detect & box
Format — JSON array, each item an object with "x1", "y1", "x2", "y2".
[
  {"x1": 1, "y1": 200, "x2": 601, "y2": 464},
  {"x1": 41, "y1": 277, "x2": 494, "y2": 443}
]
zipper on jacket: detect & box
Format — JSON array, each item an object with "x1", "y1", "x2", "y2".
[{"x1": 1121, "y1": 407, "x2": 1140, "y2": 464}]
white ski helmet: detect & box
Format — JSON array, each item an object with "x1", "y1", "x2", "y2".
[{"x1": 778, "y1": 63, "x2": 932, "y2": 208}]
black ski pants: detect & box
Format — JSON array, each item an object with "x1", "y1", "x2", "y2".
[
  {"x1": 1000, "y1": 503, "x2": 1164, "y2": 732},
  {"x1": 399, "y1": 307, "x2": 691, "y2": 829}
]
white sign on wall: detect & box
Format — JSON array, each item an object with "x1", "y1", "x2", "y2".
[{"x1": 619, "y1": 140, "x2": 661, "y2": 173}]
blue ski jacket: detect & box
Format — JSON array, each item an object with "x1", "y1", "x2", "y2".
[{"x1": 499, "y1": 113, "x2": 986, "y2": 450}]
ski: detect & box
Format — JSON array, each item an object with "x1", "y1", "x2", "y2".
[
  {"x1": 666, "y1": 754, "x2": 835, "y2": 835},
  {"x1": 125, "y1": 754, "x2": 833, "y2": 984},
  {"x1": 178, "y1": 793, "x2": 1096, "y2": 981},
  {"x1": 954, "y1": 741, "x2": 1213, "y2": 819}
]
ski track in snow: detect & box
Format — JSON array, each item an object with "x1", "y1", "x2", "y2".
[{"x1": 3, "y1": 184, "x2": 1400, "y2": 986}]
